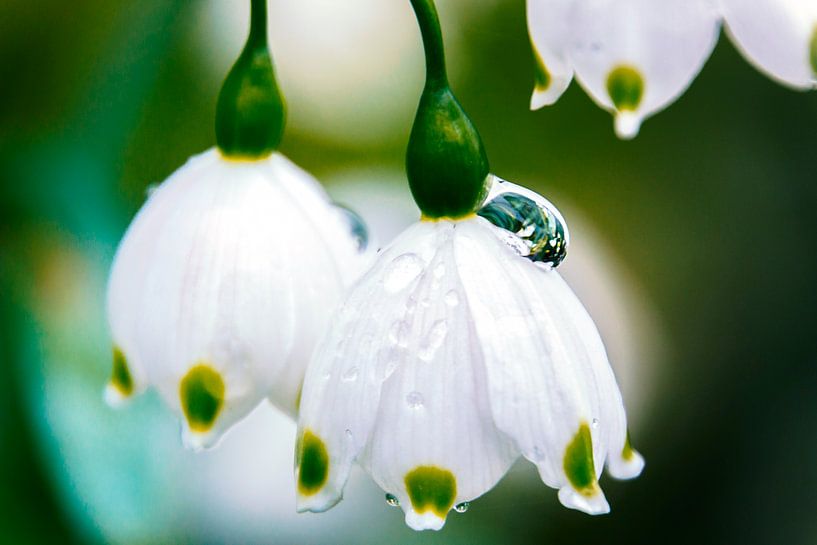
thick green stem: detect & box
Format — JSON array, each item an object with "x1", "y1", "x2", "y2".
[
  {"x1": 406, "y1": 0, "x2": 490, "y2": 219},
  {"x1": 215, "y1": 0, "x2": 286, "y2": 159}
]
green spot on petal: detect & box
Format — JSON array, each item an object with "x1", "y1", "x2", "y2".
[
  {"x1": 532, "y1": 43, "x2": 551, "y2": 92},
  {"x1": 405, "y1": 466, "x2": 457, "y2": 518},
  {"x1": 297, "y1": 430, "x2": 329, "y2": 496},
  {"x1": 110, "y1": 346, "x2": 133, "y2": 396},
  {"x1": 622, "y1": 432, "x2": 636, "y2": 461},
  {"x1": 564, "y1": 423, "x2": 599, "y2": 497},
  {"x1": 810, "y1": 26, "x2": 817, "y2": 76},
  {"x1": 606, "y1": 65, "x2": 644, "y2": 112},
  {"x1": 179, "y1": 364, "x2": 225, "y2": 433}
]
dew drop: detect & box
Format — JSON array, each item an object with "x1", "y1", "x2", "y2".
[
  {"x1": 386, "y1": 493, "x2": 400, "y2": 507},
  {"x1": 478, "y1": 181, "x2": 568, "y2": 268},
  {"x1": 533, "y1": 446, "x2": 546, "y2": 461},
  {"x1": 444, "y1": 289, "x2": 460, "y2": 307},
  {"x1": 419, "y1": 320, "x2": 448, "y2": 362},
  {"x1": 334, "y1": 203, "x2": 369, "y2": 252},
  {"x1": 406, "y1": 391, "x2": 424, "y2": 409},
  {"x1": 145, "y1": 183, "x2": 159, "y2": 198},
  {"x1": 341, "y1": 367, "x2": 359, "y2": 382},
  {"x1": 592, "y1": 418, "x2": 599, "y2": 429},
  {"x1": 433, "y1": 262, "x2": 446, "y2": 278},
  {"x1": 388, "y1": 320, "x2": 410, "y2": 348},
  {"x1": 454, "y1": 502, "x2": 470, "y2": 513},
  {"x1": 383, "y1": 254, "x2": 424, "y2": 293},
  {"x1": 345, "y1": 429, "x2": 354, "y2": 440}
]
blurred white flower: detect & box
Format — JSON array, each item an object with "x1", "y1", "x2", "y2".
[
  {"x1": 295, "y1": 178, "x2": 643, "y2": 531},
  {"x1": 106, "y1": 149, "x2": 369, "y2": 449},
  {"x1": 528, "y1": 0, "x2": 816, "y2": 138}
]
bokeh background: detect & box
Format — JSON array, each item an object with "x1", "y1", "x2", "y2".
[{"x1": 2, "y1": 1, "x2": 817, "y2": 544}]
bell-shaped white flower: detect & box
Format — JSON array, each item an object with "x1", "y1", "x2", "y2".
[
  {"x1": 106, "y1": 149, "x2": 368, "y2": 449},
  {"x1": 528, "y1": 0, "x2": 575, "y2": 109},
  {"x1": 721, "y1": 0, "x2": 817, "y2": 90},
  {"x1": 295, "y1": 178, "x2": 643, "y2": 531}
]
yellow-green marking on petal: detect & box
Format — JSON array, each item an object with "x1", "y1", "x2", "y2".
[
  {"x1": 532, "y1": 42, "x2": 551, "y2": 92},
  {"x1": 179, "y1": 364, "x2": 225, "y2": 433},
  {"x1": 606, "y1": 65, "x2": 644, "y2": 112},
  {"x1": 622, "y1": 431, "x2": 636, "y2": 462},
  {"x1": 405, "y1": 466, "x2": 457, "y2": 518},
  {"x1": 564, "y1": 423, "x2": 599, "y2": 497},
  {"x1": 297, "y1": 430, "x2": 329, "y2": 496},
  {"x1": 810, "y1": 26, "x2": 817, "y2": 76},
  {"x1": 110, "y1": 346, "x2": 134, "y2": 396}
]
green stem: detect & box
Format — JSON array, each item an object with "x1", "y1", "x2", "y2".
[
  {"x1": 248, "y1": 0, "x2": 268, "y2": 50},
  {"x1": 409, "y1": 0, "x2": 448, "y2": 89}
]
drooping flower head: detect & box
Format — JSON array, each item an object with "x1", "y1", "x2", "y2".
[
  {"x1": 106, "y1": 0, "x2": 369, "y2": 449},
  {"x1": 528, "y1": 0, "x2": 816, "y2": 139},
  {"x1": 295, "y1": 0, "x2": 643, "y2": 531}
]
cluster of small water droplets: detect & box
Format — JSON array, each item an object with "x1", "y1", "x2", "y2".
[
  {"x1": 477, "y1": 178, "x2": 569, "y2": 268},
  {"x1": 334, "y1": 203, "x2": 369, "y2": 252}
]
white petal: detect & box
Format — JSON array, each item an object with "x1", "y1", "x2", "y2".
[
  {"x1": 108, "y1": 149, "x2": 364, "y2": 448},
  {"x1": 721, "y1": 0, "x2": 817, "y2": 90},
  {"x1": 297, "y1": 222, "x2": 518, "y2": 529},
  {"x1": 569, "y1": 0, "x2": 720, "y2": 138},
  {"x1": 528, "y1": 0, "x2": 575, "y2": 108},
  {"x1": 456, "y1": 218, "x2": 624, "y2": 514}
]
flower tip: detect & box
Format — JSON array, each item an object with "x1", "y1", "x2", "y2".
[
  {"x1": 180, "y1": 426, "x2": 223, "y2": 452},
  {"x1": 295, "y1": 487, "x2": 343, "y2": 514},
  {"x1": 608, "y1": 449, "x2": 645, "y2": 481},
  {"x1": 614, "y1": 112, "x2": 642, "y2": 140},
  {"x1": 557, "y1": 486, "x2": 610, "y2": 516},
  {"x1": 404, "y1": 509, "x2": 447, "y2": 532},
  {"x1": 103, "y1": 383, "x2": 132, "y2": 409},
  {"x1": 530, "y1": 79, "x2": 570, "y2": 110}
]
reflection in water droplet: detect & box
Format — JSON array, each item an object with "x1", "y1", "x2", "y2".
[
  {"x1": 383, "y1": 254, "x2": 424, "y2": 293},
  {"x1": 386, "y1": 493, "x2": 400, "y2": 507},
  {"x1": 444, "y1": 289, "x2": 460, "y2": 307},
  {"x1": 478, "y1": 182, "x2": 568, "y2": 268},
  {"x1": 334, "y1": 203, "x2": 369, "y2": 252},
  {"x1": 454, "y1": 502, "x2": 470, "y2": 513},
  {"x1": 419, "y1": 320, "x2": 448, "y2": 362},
  {"x1": 406, "y1": 391, "x2": 424, "y2": 409},
  {"x1": 342, "y1": 367, "x2": 359, "y2": 382}
]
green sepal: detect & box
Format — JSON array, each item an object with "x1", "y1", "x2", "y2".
[
  {"x1": 406, "y1": 85, "x2": 490, "y2": 219},
  {"x1": 215, "y1": 0, "x2": 285, "y2": 159}
]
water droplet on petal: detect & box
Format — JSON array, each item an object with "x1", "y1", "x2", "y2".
[
  {"x1": 433, "y1": 262, "x2": 446, "y2": 278},
  {"x1": 406, "y1": 391, "x2": 424, "y2": 409},
  {"x1": 478, "y1": 183, "x2": 568, "y2": 268},
  {"x1": 334, "y1": 203, "x2": 369, "y2": 252},
  {"x1": 592, "y1": 418, "x2": 600, "y2": 429},
  {"x1": 444, "y1": 289, "x2": 460, "y2": 307},
  {"x1": 341, "y1": 367, "x2": 359, "y2": 382},
  {"x1": 386, "y1": 493, "x2": 400, "y2": 507},
  {"x1": 383, "y1": 253, "x2": 424, "y2": 293},
  {"x1": 419, "y1": 320, "x2": 448, "y2": 362},
  {"x1": 454, "y1": 502, "x2": 470, "y2": 513},
  {"x1": 145, "y1": 183, "x2": 159, "y2": 198},
  {"x1": 388, "y1": 320, "x2": 410, "y2": 348}
]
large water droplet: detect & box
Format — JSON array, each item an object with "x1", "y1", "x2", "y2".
[
  {"x1": 383, "y1": 254, "x2": 424, "y2": 293},
  {"x1": 386, "y1": 493, "x2": 400, "y2": 507},
  {"x1": 406, "y1": 391, "x2": 424, "y2": 409},
  {"x1": 454, "y1": 502, "x2": 470, "y2": 513},
  {"x1": 334, "y1": 203, "x2": 369, "y2": 252},
  {"x1": 419, "y1": 320, "x2": 448, "y2": 362},
  {"x1": 478, "y1": 179, "x2": 568, "y2": 268}
]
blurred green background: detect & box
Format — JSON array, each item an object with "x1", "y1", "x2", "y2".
[{"x1": 2, "y1": 1, "x2": 817, "y2": 544}]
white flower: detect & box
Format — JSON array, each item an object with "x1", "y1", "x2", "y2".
[
  {"x1": 294, "y1": 179, "x2": 643, "y2": 531},
  {"x1": 528, "y1": 0, "x2": 816, "y2": 138},
  {"x1": 106, "y1": 149, "x2": 368, "y2": 450},
  {"x1": 721, "y1": 0, "x2": 817, "y2": 90}
]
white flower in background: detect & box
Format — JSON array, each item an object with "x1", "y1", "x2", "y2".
[
  {"x1": 106, "y1": 150, "x2": 367, "y2": 449},
  {"x1": 105, "y1": 0, "x2": 369, "y2": 450},
  {"x1": 528, "y1": 0, "x2": 816, "y2": 139},
  {"x1": 295, "y1": 179, "x2": 644, "y2": 531},
  {"x1": 721, "y1": 0, "x2": 817, "y2": 90}
]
